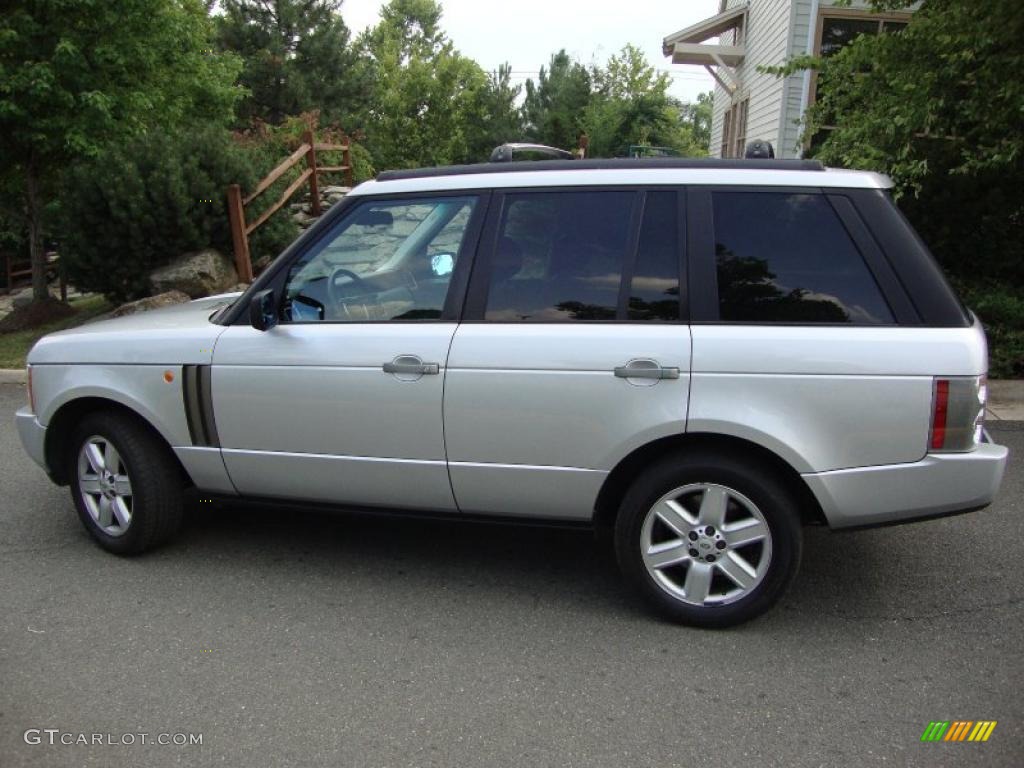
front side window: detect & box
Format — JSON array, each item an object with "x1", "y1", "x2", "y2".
[
  {"x1": 484, "y1": 191, "x2": 635, "y2": 322},
  {"x1": 712, "y1": 191, "x2": 894, "y2": 324},
  {"x1": 282, "y1": 196, "x2": 477, "y2": 322}
]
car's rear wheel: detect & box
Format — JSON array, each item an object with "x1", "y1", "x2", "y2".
[
  {"x1": 70, "y1": 411, "x2": 184, "y2": 554},
  {"x1": 614, "y1": 453, "x2": 802, "y2": 628}
]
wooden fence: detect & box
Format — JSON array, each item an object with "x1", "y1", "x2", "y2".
[
  {"x1": 227, "y1": 129, "x2": 353, "y2": 282},
  {"x1": 2, "y1": 251, "x2": 67, "y2": 301}
]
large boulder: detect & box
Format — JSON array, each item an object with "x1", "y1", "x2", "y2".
[
  {"x1": 106, "y1": 290, "x2": 191, "y2": 319},
  {"x1": 149, "y1": 249, "x2": 238, "y2": 299}
]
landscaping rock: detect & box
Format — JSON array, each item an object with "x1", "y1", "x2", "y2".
[
  {"x1": 107, "y1": 290, "x2": 191, "y2": 319},
  {"x1": 149, "y1": 249, "x2": 238, "y2": 299},
  {"x1": 252, "y1": 254, "x2": 274, "y2": 272}
]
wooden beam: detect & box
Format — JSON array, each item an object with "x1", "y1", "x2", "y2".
[
  {"x1": 226, "y1": 184, "x2": 252, "y2": 282},
  {"x1": 314, "y1": 143, "x2": 350, "y2": 152},
  {"x1": 303, "y1": 129, "x2": 321, "y2": 217},
  {"x1": 316, "y1": 165, "x2": 351, "y2": 173},
  {"x1": 670, "y1": 43, "x2": 745, "y2": 67},
  {"x1": 245, "y1": 168, "x2": 312, "y2": 235},
  {"x1": 243, "y1": 143, "x2": 310, "y2": 206},
  {"x1": 704, "y1": 64, "x2": 736, "y2": 94},
  {"x1": 710, "y1": 53, "x2": 741, "y2": 90}
]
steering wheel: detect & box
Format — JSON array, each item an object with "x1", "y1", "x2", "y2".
[{"x1": 327, "y1": 267, "x2": 370, "y2": 308}]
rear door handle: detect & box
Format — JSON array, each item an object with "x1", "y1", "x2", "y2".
[
  {"x1": 383, "y1": 358, "x2": 440, "y2": 375},
  {"x1": 614, "y1": 362, "x2": 680, "y2": 380}
]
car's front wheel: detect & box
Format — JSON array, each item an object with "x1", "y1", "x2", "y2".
[
  {"x1": 70, "y1": 411, "x2": 184, "y2": 554},
  {"x1": 615, "y1": 453, "x2": 802, "y2": 628}
]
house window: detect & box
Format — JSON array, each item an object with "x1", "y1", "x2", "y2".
[
  {"x1": 721, "y1": 98, "x2": 749, "y2": 158},
  {"x1": 809, "y1": 11, "x2": 911, "y2": 152}
]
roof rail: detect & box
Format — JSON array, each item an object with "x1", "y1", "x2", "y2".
[{"x1": 376, "y1": 157, "x2": 824, "y2": 182}]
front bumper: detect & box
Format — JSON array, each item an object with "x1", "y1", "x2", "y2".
[
  {"x1": 803, "y1": 438, "x2": 1009, "y2": 528},
  {"x1": 16, "y1": 407, "x2": 48, "y2": 474}
]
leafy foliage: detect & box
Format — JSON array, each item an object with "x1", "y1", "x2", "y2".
[
  {"x1": 59, "y1": 127, "x2": 295, "y2": 301},
  {"x1": 216, "y1": 0, "x2": 371, "y2": 126},
  {"x1": 583, "y1": 46, "x2": 708, "y2": 157},
  {"x1": 679, "y1": 91, "x2": 713, "y2": 151},
  {"x1": 357, "y1": 0, "x2": 491, "y2": 168},
  {"x1": 0, "y1": 0, "x2": 243, "y2": 300},
  {"x1": 522, "y1": 50, "x2": 592, "y2": 151},
  {"x1": 468, "y1": 64, "x2": 526, "y2": 159}
]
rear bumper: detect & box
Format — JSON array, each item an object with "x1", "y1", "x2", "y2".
[
  {"x1": 803, "y1": 438, "x2": 1009, "y2": 528},
  {"x1": 16, "y1": 407, "x2": 49, "y2": 474}
]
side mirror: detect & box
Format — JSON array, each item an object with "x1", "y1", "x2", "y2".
[{"x1": 249, "y1": 289, "x2": 278, "y2": 332}]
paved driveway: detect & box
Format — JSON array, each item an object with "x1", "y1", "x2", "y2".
[{"x1": 0, "y1": 382, "x2": 1020, "y2": 767}]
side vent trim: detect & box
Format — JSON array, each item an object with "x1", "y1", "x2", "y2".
[
  {"x1": 197, "y1": 364, "x2": 221, "y2": 447},
  {"x1": 182, "y1": 365, "x2": 220, "y2": 447}
]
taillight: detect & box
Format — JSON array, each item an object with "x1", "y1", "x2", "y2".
[{"x1": 929, "y1": 376, "x2": 986, "y2": 452}]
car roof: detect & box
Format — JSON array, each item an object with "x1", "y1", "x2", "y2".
[{"x1": 351, "y1": 158, "x2": 894, "y2": 196}]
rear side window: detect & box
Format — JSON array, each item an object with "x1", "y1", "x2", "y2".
[
  {"x1": 712, "y1": 191, "x2": 894, "y2": 324},
  {"x1": 484, "y1": 191, "x2": 634, "y2": 321}
]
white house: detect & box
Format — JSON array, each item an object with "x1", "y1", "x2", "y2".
[{"x1": 663, "y1": 1, "x2": 912, "y2": 158}]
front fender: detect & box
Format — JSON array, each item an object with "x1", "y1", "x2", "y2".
[{"x1": 32, "y1": 364, "x2": 190, "y2": 448}]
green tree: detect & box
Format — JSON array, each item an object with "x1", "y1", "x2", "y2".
[
  {"x1": 0, "y1": 0, "x2": 241, "y2": 303},
  {"x1": 358, "y1": 0, "x2": 490, "y2": 169},
  {"x1": 467, "y1": 63, "x2": 525, "y2": 157},
  {"x1": 215, "y1": 0, "x2": 370, "y2": 126},
  {"x1": 679, "y1": 91, "x2": 713, "y2": 152},
  {"x1": 582, "y1": 46, "x2": 705, "y2": 157},
  {"x1": 522, "y1": 50, "x2": 592, "y2": 150}
]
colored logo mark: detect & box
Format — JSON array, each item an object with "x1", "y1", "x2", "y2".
[{"x1": 921, "y1": 721, "x2": 997, "y2": 742}]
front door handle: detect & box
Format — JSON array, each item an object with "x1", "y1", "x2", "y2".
[
  {"x1": 383, "y1": 357, "x2": 440, "y2": 375},
  {"x1": 614, "y1": 361, "x2": 680, "y2": 380}
]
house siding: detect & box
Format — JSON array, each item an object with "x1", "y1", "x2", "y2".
[
  {"x1": 704, "y1": 0, "x2": 907, "y2": 158},
  {"x1": 708, "y1": 0, "x2": 796, "y2": 157},
  {"x1": 781, "y1": 0, "x2": 814, "y2": 157}
]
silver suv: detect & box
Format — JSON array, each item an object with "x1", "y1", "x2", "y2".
[{"x1": 16, "y1": 158, "x2": 1009, "y2": 626}]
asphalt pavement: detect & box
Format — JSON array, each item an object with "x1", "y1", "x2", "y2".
[{"x1": 0, "y1": 382, "x2": 1021, "y2": 767}]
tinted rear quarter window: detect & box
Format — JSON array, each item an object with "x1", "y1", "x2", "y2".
[{"x1": 712, "y1": 191, "x2": 894, "y2": 324}]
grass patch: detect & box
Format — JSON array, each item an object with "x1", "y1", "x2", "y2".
[{"x1": 0, "y1": 295, "x2": 112, "y2": 369}]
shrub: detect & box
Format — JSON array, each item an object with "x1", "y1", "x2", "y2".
[
  {"x1": 954, "y1": 279, "x2": 1024, "y2": 379},
  {"x1": 348, "y1": 141, "x2": 376, "y2": 184},
  {"x1": 60, "y1": 126, "x2": 299, "y2": 302}
]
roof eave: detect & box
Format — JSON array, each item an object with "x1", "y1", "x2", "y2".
[{"x1": 662, "y1": 5, "x2": 747, "y2": 56}]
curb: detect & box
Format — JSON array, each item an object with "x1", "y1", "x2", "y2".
[
  {"x1": 0, "y1": 369, "x2": 27, "y2": 384},
  {"x1": 987, "y1": 406, "x2": 1024, "y2": 421}
]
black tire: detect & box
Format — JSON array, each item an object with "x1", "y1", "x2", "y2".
[
  {"x1": 68, "y1": 410, "x2": 184, "y2": 554},
  {"x1": 614, "y1": 451, "x2": 802, "y2": 628}
]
